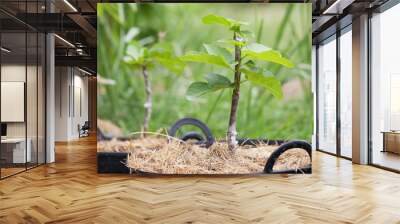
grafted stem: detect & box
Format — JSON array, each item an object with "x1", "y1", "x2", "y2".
[
  {"x1": 227, "y1": 32, "x2": 242, "y2": 150},
  {"x1": 142, "y1": 65, "x2": 152, "y2": 135}
]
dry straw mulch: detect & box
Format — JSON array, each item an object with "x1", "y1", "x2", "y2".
[{"x1": 98, "y1": 137, "x2": 311, "y2": 174}]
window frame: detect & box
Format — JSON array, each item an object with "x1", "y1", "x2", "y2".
[{"x1": 315, "y1": 24, "x2": 353, "y2": 161}]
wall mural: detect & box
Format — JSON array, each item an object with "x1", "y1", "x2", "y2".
[{"x1": 97, "y1": 3, "x2": 312, "y2": 175}]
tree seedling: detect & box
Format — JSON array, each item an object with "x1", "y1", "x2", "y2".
[
  {"x1": 124, "y1": 28, "x2": 185, "y2": 134},
  {"x1": 181, "y1": 14, "x2": 294, "y2": 150}
]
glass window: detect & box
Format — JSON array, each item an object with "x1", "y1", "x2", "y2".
[
  {"x1": 317, "y1": 36, "x2": 337, "y2": 154},
  {"x1": 371, "y1": 3, "x2": 400, "y2": 171},
  {"x1": 38, "y1": 32, "x2": 46, "y2": 165},
  {"x1": 339, "y1": 28, "x2": 352, "y2": 158},
  {"x1": 27, "y1": 30, "x2": 38, "y2": 169},
  {"x1": 1, "y1": 30, "x2": 28, "y2": 177},
  {"x1": 0, "y1": 1, "x2": 46, "y2": 179}
]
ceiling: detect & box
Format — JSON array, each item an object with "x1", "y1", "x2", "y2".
[
  {"x1": 311, "y1": 0, "x2": 391, "y2": 43},
  {"x1": 0, "y1": 0, "x2": 97, "y2": 73},
  {"x1": 0, "y1": 0, "x2": 396, "y2": 72}
]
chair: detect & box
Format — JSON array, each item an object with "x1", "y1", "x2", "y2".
[{"x1": 78, "y1": 121, "x2": 90, "y2": 138}]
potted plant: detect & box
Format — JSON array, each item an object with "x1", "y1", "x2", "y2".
[
  {"x1": 181, "y1": 14, "x2": 294, "y2": 150},
  {"x1": 123, "y1": 29, "x2": 185, "y2": 134}
]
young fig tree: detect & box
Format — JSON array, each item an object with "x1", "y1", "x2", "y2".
[
  {"x1": 124, "y1": 30, "x2": 185, "y2": 134},
  {"x1": 181, "y1": 14, "x2": 294, "y2": 150}
]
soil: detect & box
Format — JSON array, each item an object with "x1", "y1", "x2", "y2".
[{"x1": 97, "y1": 137, "x2": 311, "y2": 174}]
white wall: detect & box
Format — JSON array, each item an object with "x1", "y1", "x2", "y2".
[
  {"x1": 1, "y1": 63, "x2": 46, "y2": 164},
  {"x1": 72, "y1": 73, "x2": 89, "y2": 138},
  {"x1": 1, "y1": 65, "x2": 34, "y2": 137},
  {"x1": 55, "y1": 67, "x2": 69, "y2": 141},
  {"x1": 1, "y1": 65, "x2": 26, "y2": 140},
  {"x1": 55, "y1": 67, "x2": 89, "y2": 141}
]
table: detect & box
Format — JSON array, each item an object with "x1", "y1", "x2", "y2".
[{"x1": 382, "y1": 131, "x2": 400, "y2": 154}]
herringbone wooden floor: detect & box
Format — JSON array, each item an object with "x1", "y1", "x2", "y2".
[{"x1": 1, "y1": 136, "x2": 400, "y2": 224}]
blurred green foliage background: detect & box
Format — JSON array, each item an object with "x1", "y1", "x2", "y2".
[{"x1": 98, "y1": 3, "x2": 313, "y2": 141}]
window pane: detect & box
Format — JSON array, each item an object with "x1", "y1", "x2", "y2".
[
  {"x1": 340, "y1": 29, "x2": 352, "y2": 158},
  {"x1": 27, "y1": 30, "x2": 38, "y2": 169},
  {"x1": 371, "y1": 4, "x2": 400, "y2": 171},
  {"x1": 38, "y1": 33, "x2": 45, "y2": 165},
  {"x1": 318, "y1": 37, "x2": 337, "y2": 154},
  {"x1": 1, "y1": 30, "x2": 28, "y2": 177}
]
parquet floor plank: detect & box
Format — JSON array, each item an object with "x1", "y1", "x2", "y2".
[{"x1": 1, "y1": 136, "x2": 400, "y2": 223}]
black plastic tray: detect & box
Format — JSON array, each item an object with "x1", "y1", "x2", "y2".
[{"x1": 97, "y1": 140, "x2": 311, "y2": 175}]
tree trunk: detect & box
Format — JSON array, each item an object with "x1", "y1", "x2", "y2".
[
  {"x1": 142, "y1": 65, "x2": 152, "y2": 135},
  {"x1": 227, "y1": 32, "x2": 242, "y2": 150}
]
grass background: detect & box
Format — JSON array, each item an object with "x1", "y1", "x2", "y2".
[{"x1": 97, "y1": 3, "x2": 313, "y2": 141}]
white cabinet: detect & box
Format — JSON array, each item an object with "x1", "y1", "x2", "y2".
[{"x1": 1, "y1": 138, "x2": 32, "y2": 163}]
